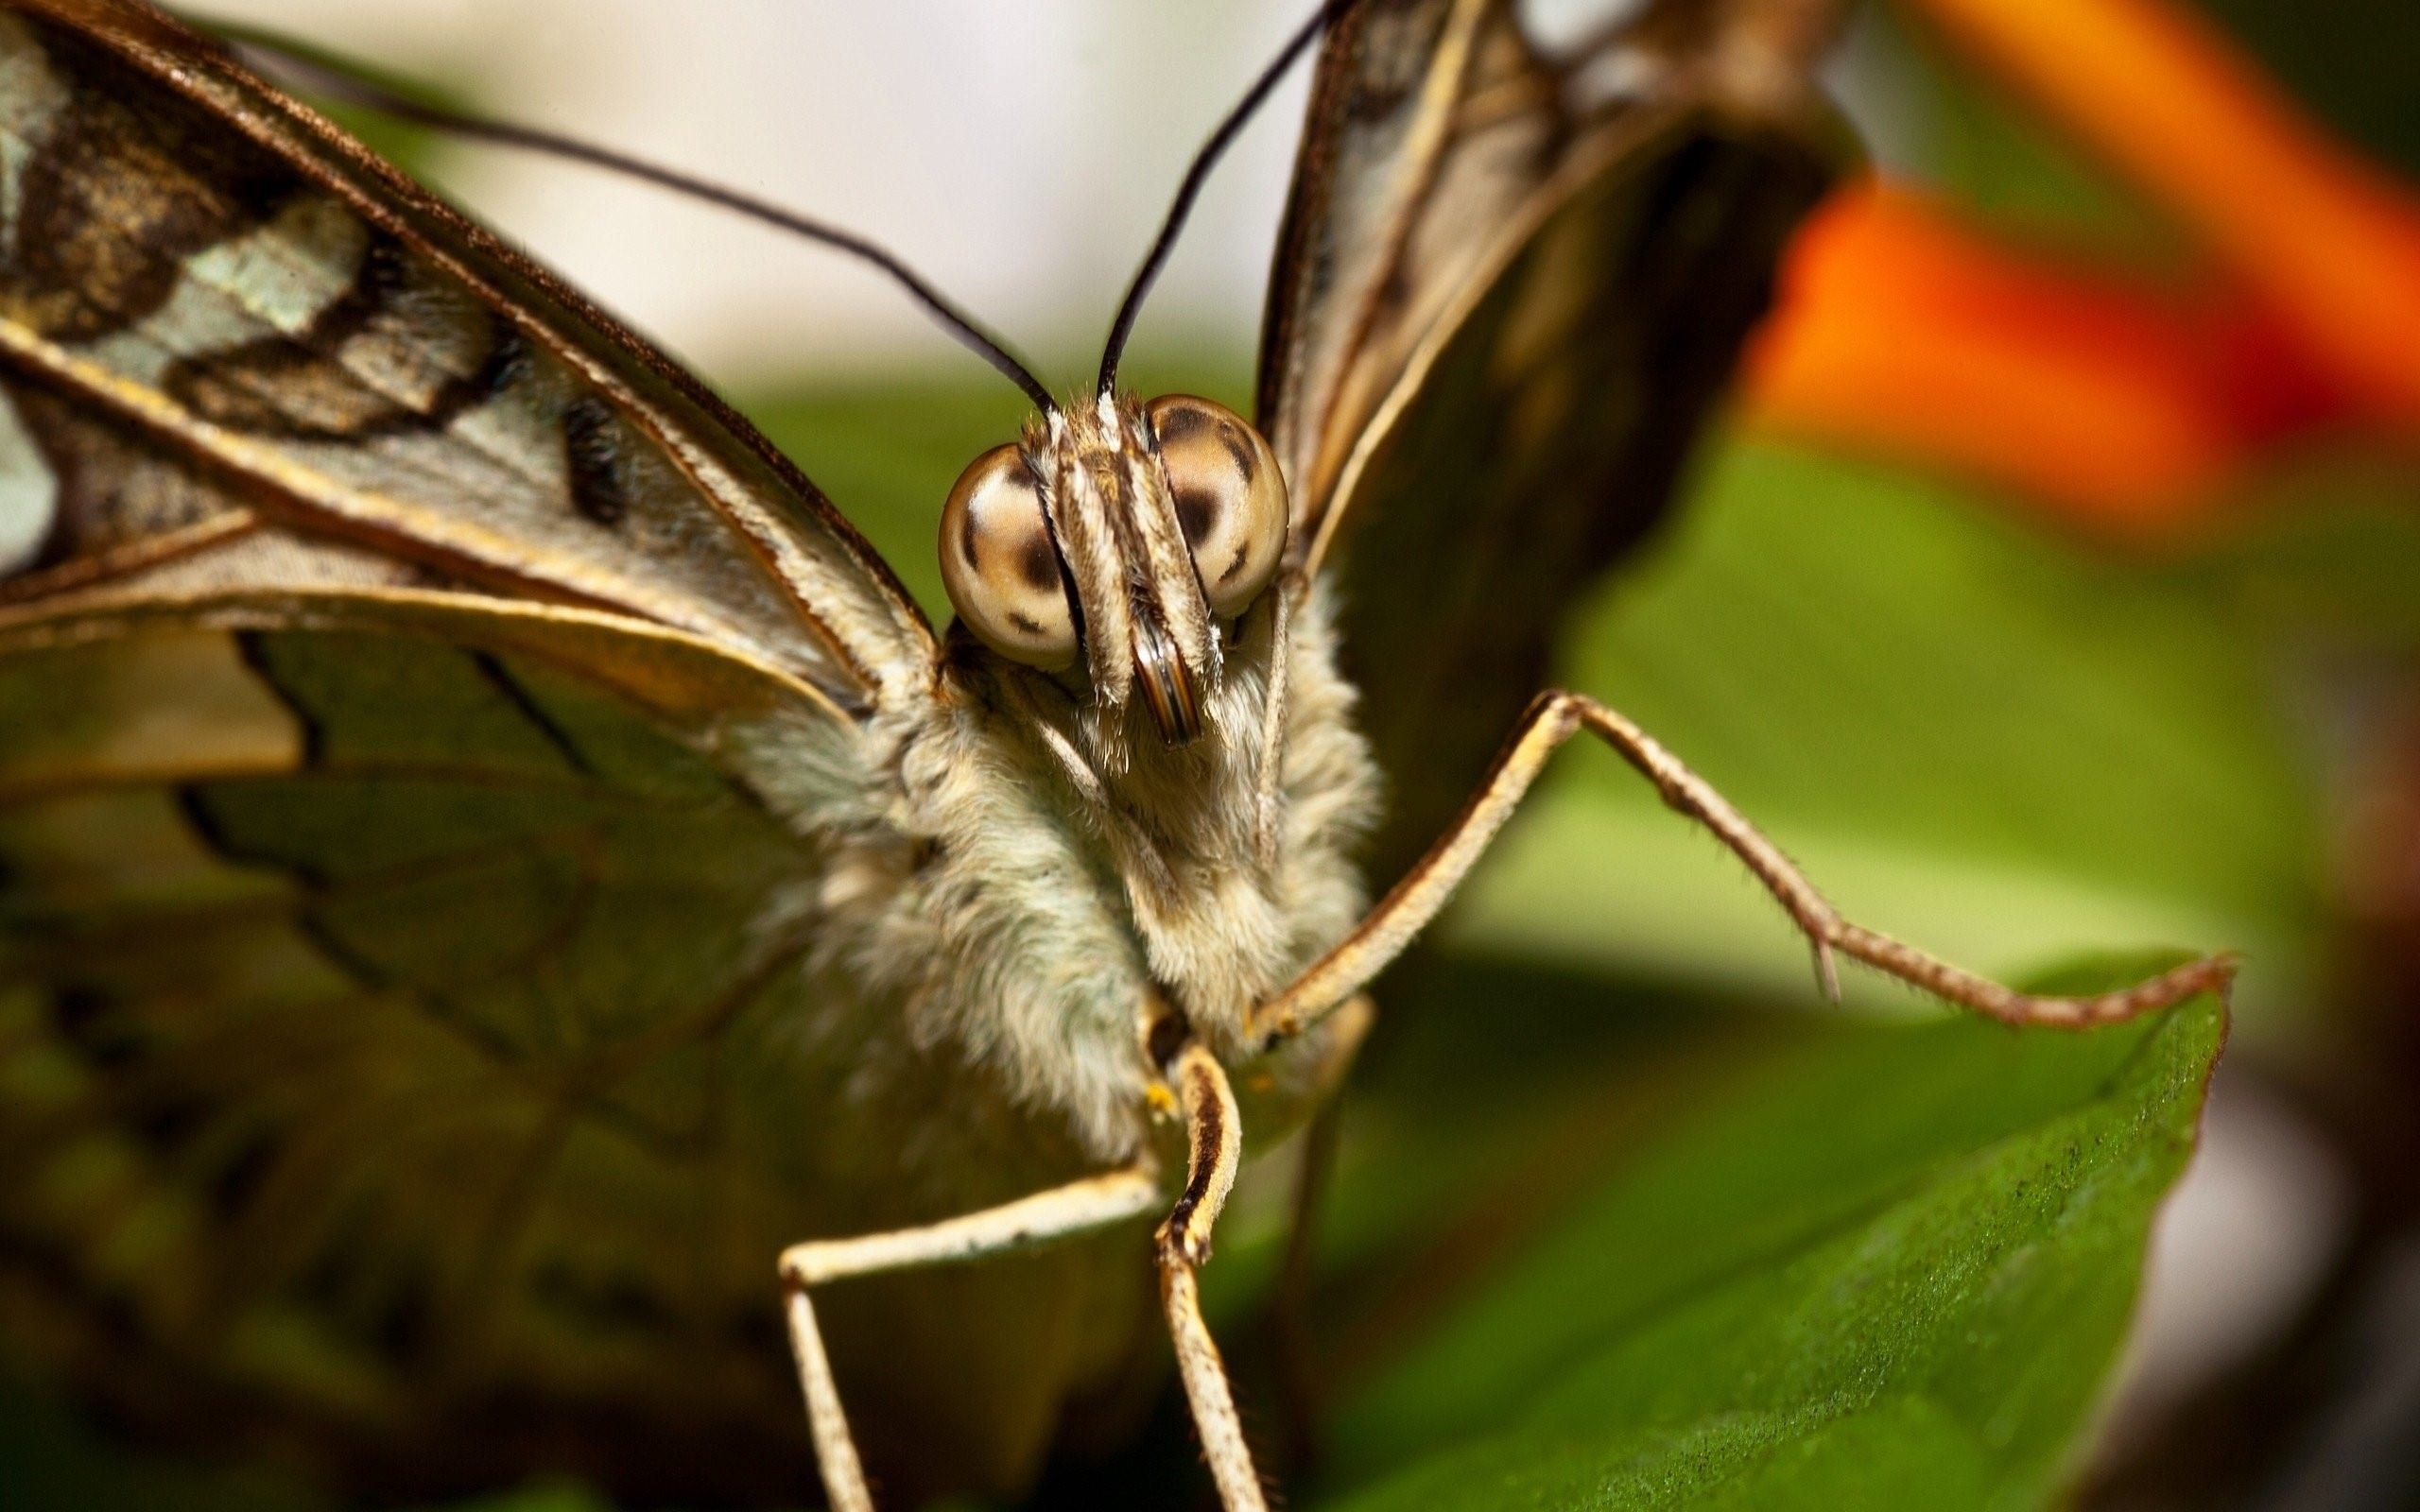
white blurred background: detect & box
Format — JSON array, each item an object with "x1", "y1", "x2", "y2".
[{"x1": 191, "y1": 1, "x2": 1339, "y2": 390}]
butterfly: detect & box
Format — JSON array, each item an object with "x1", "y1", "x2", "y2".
[{"x1": 0, "y1": 0, "x2": 2235, "y2": 1507}]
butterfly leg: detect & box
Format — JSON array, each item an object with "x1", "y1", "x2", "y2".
[
  {"x1": 1155, "y1": 1034, "x2": 1269, "y2": 1512},
  {"x1": 1248, "y1": 689, "x2": 2238, "y2": 1047},
  {"x1": 778, "y1": 1166, "x2": 1165, "y2": 1512}
]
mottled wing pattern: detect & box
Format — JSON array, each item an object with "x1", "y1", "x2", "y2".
[
  {"x1": 0, "y1": 596, "x2": 1137, "y2": 1503},
  {"x1": 0, "y1": 593, "x2": 885, "y2": 1496},
  {"x1": 1260, "y1": 0, "x2": 1844, "y2": 883},
  {"x1": 0, "y1": 0, "x2": 934, "y2": 707},
  {"x1": 0, "y1": 0, "x2": 1132, "y2": 1498}
]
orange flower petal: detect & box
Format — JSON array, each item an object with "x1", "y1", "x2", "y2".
[
  {"x1": 1745, "y1": 182, "x2": 2350, "y2": 526},
  {"x1": 1905, "y1": 0, "x2": 2420, "y2": 426}
]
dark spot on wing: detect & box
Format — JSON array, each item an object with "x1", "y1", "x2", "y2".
[
  {"x1": 222, "y1": 229, "x2": 411, "y2": 362},
  {"x1": 562, "y1": 395, "x2": 628, "y2": 526},
  {"x1": 165, "y1": 245, "x2": 532, "y2": 443},
  {"x1": 0, "y1": 24, "x2": 290, "y2": 343}
]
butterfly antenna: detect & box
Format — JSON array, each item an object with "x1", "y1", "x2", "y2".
[
  {"x1": 226, "y1": 33, "x2": 1060, "y2": 415},
  {"x1": 1095, "y1": 0, "x2": 1362, "y2": 397}
]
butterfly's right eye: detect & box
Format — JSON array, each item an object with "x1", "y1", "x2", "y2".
[{"x1": 940, "y1": 443, "x2": 1079, "y2": 668}]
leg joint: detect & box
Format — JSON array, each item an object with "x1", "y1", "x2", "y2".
[
  {"x1": 1533, "y1": 686, "x2": 1591, "y2": 736},
  {"x1": 777, "y1": 1247, "x2": 825, "y2": 1291}
]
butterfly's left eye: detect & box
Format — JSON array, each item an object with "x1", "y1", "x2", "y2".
[
  {"x1": 1148, "y1": 395, "x2": 1287, "y2": 618},
  {"x1": 940, "y1": 443, "x2": 1080, "y2": 668}
]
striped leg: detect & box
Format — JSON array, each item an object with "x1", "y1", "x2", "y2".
[
  {"x1": 778, "y1": 1167, "x2": 1164, "y2": 1512},
  {"x1": 1155, "y1": 1037, "x2": 1267, "y2": 1512},
  {"x1": 1249, "y1": 689, "x2": 2238, "y2": 1047}
]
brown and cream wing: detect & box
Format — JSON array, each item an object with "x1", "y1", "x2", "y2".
[
  {"x1": 1259, "y1": 0, "x2": 1846, "y2": 884},
  {"x1": 0, "y1": 590, "x2": 1118, "y2": 1500},
  {"x1": 1257, "y1": 0, "x2": 1547, "y2": 534},
  {"x1": 0, "y1": 0, "x2": 934, "y2": 709}
]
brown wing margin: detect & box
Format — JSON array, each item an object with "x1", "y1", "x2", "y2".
[{"x1": 7, "y1": 0, "x2": 936, "y2": 707}]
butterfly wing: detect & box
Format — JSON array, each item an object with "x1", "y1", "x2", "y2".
[
  {"x1": 0, "y1": 0, "x2": 934, "y2": 708},
  {"x1": 0, "y1": 2, "x2": 1147, "y2": 1499},
  {"x1": 0, "y1": 593, "x2": 849, "y2": 1485},
  {"x1": 2, "y1": 590, "x2": 1141, "y2": 1500},
  {"x1": 1261, "y1": 0, "x2": 1846, "y2": 884}
]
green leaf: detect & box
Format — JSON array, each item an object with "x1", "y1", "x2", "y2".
[
  {"x1": 2169, "y1": 459, "x2": 2420, "y2": 649},
  {"x1": 1448, "y1": 438, "x2": 2318, "y2": 1027},
  {"x1": 1308, "y1": 965, "x2": 2225, "y2": 1512}
]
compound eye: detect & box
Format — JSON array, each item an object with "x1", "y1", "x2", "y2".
[
  {"x1": 939, "y1": 443, "x2": 1078, "y2": 668},
  {"x1": 1147, "y1": 394, "x2": 1286, "y2": 618}
]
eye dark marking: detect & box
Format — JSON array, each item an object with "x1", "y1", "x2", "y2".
[
  {"x1": 1016, "y1": 533, "x2": 1059, "y2": 593},
  {"x1": 1220, "y1": 541, "x2": 1251, "y2": 583},
  {"x1": 1175, "y1": 485, "x2": 1219, "y2": 547},
  {"x1": 959, "y1": 502, "x2": 983, "y2": 569},
  {"x1": 1217, "y1": 423, "x2": 1256, "y2": 484},
  {"x1": 1154, "y1": 404, "x2": 1209, "y2": 441},
  {"x1": 1008, "y1": 611, "x2": 1045, "y2": 635}
]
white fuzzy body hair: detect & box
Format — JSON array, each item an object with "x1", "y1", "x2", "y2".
[{"x1": 752, "y1": 579, "x2": 1378, "y2": 1169}]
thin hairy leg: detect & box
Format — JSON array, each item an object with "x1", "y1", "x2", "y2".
[
  {"x1": 1250, "y1": 689, "x2": 2238, "y2": 1046},
  {"x1": 778, "y1": 1166, "x2": 1163, "y2": 1512},
  {"x1": 1155, "y1": 1036, "x2": 1267, "y2": 1512}
]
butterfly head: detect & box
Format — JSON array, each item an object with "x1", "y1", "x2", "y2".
[{"x1": 940, "y1": 391, "x2": 1287, "y2": 757}]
